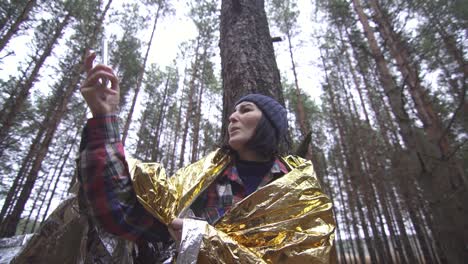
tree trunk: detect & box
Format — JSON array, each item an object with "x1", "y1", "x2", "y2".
[
  {"x1": 322, "y1": 60, "x2": 367, "y2": 262},
  {"x1": 169, "y1": 70, "x2": 187, "y2": 175},
  {"x1": 0, "y1": 12, "x2": 71, "y2": 159},
  {"x1": 285, "y1": 31, "x2": 308, "y2": 137},
  {"x1": 0, "y1": 0, "x2": 112, "y2": 237},
  {"x1": 351, "y1": 0, "x2": 418, "y2": 155},
  {"x1": 368, "y1": 1, "x2": 468, "y2": 262},
  {"x1": 151, "y1": 76, "x2": 171, "y2": 161},
  {"x1": 178, "y1": 40, "x2": 201, "y2": 168},
  {"x1": 219, "y1": 0, "x2": 286, "y2": 146},
  {"x1": 33, "y1": 125, "x2": 80, "y2": 233},
  {"x1": 122, "y1": 4, "x2": 161, "y2": 144},
  {"x1": 191, "y1": 48, "x2": 209, "y2": 163},
  {"x1": 0, "y1": 0, "x2": 37, "y2": 52}
]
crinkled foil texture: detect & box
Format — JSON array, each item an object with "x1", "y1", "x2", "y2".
[
  {"x1": 129, "y1": 149, "x2": 230, "y2": 225},
  {"x1": 131, "y1": 150, "x2": 336, "y2": 263},
  {"x1": 11, "y1": 195, "x2": 134, "y2": 264}
]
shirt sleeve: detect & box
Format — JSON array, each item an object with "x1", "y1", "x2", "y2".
[{"x1": 77, "y1": 115, "x2": 169, "y2": 243}]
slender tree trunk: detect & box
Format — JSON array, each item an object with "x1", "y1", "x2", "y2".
[
  {"x1": 19, "y1": 129, "x2": 73, "y2": 234},
  {"x1": 151, "y1": 76, "x2": 171, "y2": 161},
  {"x1": 0, "y1": 134, "x2": 39, "y2": 223},
  {"x1": 0, "y1": 0, "x2": 112, "y2": 237},
  {"x1": 0, "y1": 13, "x2": 71, "y2": 159},
  {"x1": 322, "y1": 65, "x2": 366, "y2": 262},
  {"x1": 285, "y1": 31, "x2": 308, "y2": 137},
  {"x1": 178, "y1": 40, "x2": 201, "y2": 168},
  {"x1": 351, "y1": 0, "x2": 418, "y2": 154},
  {"x1": 122, "y1": 4, "x2": 161, "y2": 144},
  {"x1": 0, "y1": 0, "x2": 37, "y2": 52},
  {"x1": 329, "y1": 154, "x2": 357, "y2": 264},
  {"x1": 368, "y1": 1, "x2": 468, "y2": 262},
  {"x1": 191, "y1": 48, "x2": 209, "y2": 163},
  {"x1": 33, "y1": 125, "x2": 80, "y2": 232}
]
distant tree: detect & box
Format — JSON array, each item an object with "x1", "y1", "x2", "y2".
[
  {"x1": 0, "y1": 0, "x2": 38, "y2": 52},
  {"x1": 0, "y1": 2, "x2": 72, "y2": 159},
  {"x1": 268, "y1": 0, "x2": 309, "y2": 139},
  {"x1": 0, "y1": 0, "x2": 113, "y2": 237},
  {"x1": 121, "y1": 0, "x2": 173, "y2": 144}
]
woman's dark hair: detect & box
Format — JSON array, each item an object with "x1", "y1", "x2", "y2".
[{"x1": 245, "y1": 115, "x2": 278, "y2": 159}]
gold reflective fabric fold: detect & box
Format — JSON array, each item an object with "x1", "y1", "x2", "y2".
[
  {"x1": 131, "y1": 150, "x2": 335, "y2": 263},
  {"x1": 130, "y1": 149, "x2": 230, "y2": 225},
  {"x1": 208, "y1": 157, "x2": 335, "y2": 263}
]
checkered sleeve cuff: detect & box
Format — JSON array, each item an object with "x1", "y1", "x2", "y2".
[{"x1": 85, "y1": 115, "x2": 121, "y2": 146}]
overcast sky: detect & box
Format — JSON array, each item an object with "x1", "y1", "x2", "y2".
[{"x1": 0, "y1": 0, "x2": 324, "y2": 103}]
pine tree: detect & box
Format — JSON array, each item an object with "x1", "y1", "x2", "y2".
[
  {"x1": 0, "y1": 0, "x2": 113, "y2": 237},
  {"x1": 219, "y1": 0, "x2": 286, "y2": 147},
  {"x1": 0, "y1": 1, "x2": 72, "y2": 159},
  {"x1": 0, "y1": 0, "x2": 38, "y2": 52}
]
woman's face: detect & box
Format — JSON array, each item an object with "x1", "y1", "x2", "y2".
[{"x1": 228, "y1": 102, "x2": 262, "y2": 152}]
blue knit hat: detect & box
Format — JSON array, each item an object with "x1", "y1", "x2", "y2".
[{"x1": 235, "y1": 94, "x2": 288, "y2": 140}]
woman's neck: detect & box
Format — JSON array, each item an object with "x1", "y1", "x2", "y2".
[{"x1": 236, "y1": 148, "x2": 269, "y2": 162}]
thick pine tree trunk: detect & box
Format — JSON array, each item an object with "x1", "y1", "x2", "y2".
[{"x1": 219, "y1": 0, "x2": 286, "y2": 145}]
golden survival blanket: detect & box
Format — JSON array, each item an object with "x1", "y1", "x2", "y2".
[
  {"x1": 11, "y1": 149, "x2": 335, "y2": 263},
  {"x1": 130, "y1": 149, "x2": 336, "y2": 263}
]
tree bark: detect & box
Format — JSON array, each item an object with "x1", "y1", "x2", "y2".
[
  {"x1": 219, "y1": 0, "x2": 286, "y2": 147},
  {"x1": 191, "y1": 60, "x2": 206, "y2": 163}
]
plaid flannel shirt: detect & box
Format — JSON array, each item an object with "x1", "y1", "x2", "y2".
[
  {"x1": 78, "y1": 116, "x2": 168, "y2": 243},
  {"x1": 79, "y1": 116, "x2": 288, "y2": 242},
  {"x1": 193, "y1": 159, "x2": 289, "y2": 224}
]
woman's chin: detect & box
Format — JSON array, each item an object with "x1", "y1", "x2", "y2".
[{"x1": 228, "y1": 139, "x2": 244, "y2": 152}]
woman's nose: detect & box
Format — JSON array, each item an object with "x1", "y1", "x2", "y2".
[{"x1": 229, "y1": 112, "x2": 238, "y2": 123}]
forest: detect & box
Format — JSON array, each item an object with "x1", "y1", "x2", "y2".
[{"x1": 0, "y1": 0, "x2": 467, "y2": 263}]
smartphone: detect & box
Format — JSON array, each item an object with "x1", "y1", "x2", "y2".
[
  {"x1": 101, "y1": 37, "x2": 108, "y2": 65},
  {"x1": 101, "y1": 37, "x2": 109, "y2": 87}
]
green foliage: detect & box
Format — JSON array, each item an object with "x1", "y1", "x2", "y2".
[
  {"x1": 108, "y1": 3, "x2": 144, "y2": 106},
  {"x1": 268, "y1": 0, "x2": 299, "y2": 35}
]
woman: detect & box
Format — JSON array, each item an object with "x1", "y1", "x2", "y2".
[{"x1": 79, "y1": 52, "x2": 335, "y2": 263}]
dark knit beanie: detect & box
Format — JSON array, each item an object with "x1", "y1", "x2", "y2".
[{"x1": 235, "y1": 94, "x2": 288, "y2": 141}]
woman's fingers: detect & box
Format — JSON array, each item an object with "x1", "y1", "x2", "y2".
[
  {"x1": 84, "y1": 51, "x2": 96, "y2": 74},
  {"x1": 84, "y1": 70, "x2": 114, "y2": 87},
  {"x1": 87, "y1": 63, "x2": 112, "y2": 77},
  {"x1": 80, "y1": 52, "x2": 120, "y2": 116},
  {"x1": 169, "y1": 218, "x2": 183, "y2": 242}
]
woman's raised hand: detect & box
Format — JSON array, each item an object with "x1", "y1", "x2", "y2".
[{"x1": 80, "y1": 51, "x2": 120, "y2": 117}]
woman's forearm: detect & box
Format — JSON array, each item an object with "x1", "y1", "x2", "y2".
[{"x1": 78, "y1": 116, "x2": 168, "y2": 242}]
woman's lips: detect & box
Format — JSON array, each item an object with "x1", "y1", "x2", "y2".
[{"x1": 229, "y1": 127, "x2": 240, "y2": 134}]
